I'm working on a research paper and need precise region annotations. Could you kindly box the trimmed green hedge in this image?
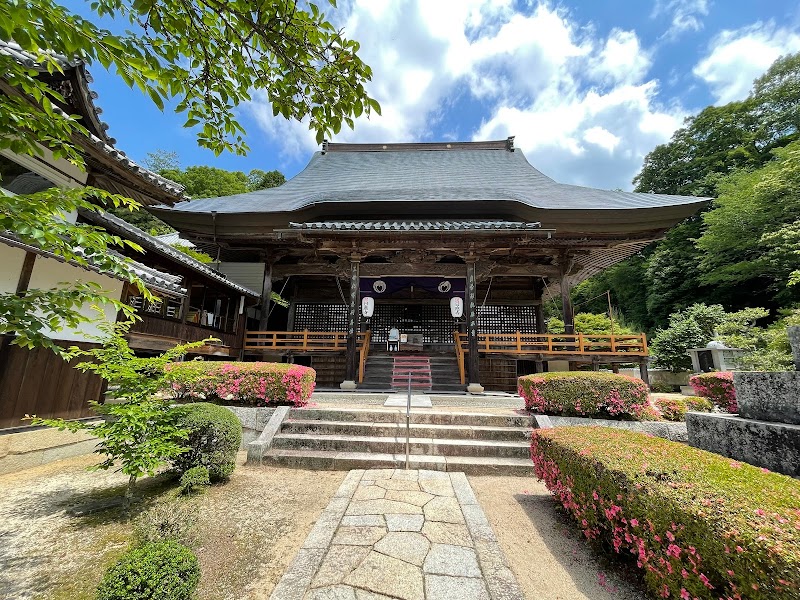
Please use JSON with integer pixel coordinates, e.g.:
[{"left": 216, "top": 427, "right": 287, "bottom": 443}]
[
  {"left": 96, "top": 540, "right": 200, "bottom": 600},
  {"left": 531, "top": 426, "right": 800, "bottom": 600},
  {"left": 172, "top": 402, "right": 242, "bottom": 481},
  {"left": 518, "top": 372, "right": 651, "bottom": 419},
  {"left": 164, "top": 361, "right": 315, "bottom": 407}
]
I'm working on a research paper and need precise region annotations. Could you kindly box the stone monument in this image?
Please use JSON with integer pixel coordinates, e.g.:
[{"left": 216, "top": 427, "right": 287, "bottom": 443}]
[{"left": 686, "top": 328, "right": 800, "bottom": 477}]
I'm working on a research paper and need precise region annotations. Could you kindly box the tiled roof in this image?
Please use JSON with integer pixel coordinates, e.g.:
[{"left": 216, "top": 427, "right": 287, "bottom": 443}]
[
  {"left": 290, "top": 220, "right": 544, "bottom": 231},
  {"left": 81, "top": 210, "right": 260, "bottom": 298},
  {"left": 159, "top": 140, "right": 709, "bottom": 215},
  {"left": 0, "top": 233, "right": 186, "bottom": 297},
  {"left": 0, "top": 40, "right": 186, "bottom": 201}
]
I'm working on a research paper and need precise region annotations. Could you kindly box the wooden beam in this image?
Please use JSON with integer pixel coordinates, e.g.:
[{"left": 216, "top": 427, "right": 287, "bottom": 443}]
[
  {"left": 258, "top": 259, "right": 272, "bottom": 330},
  {"left": 344, "top": 259, "right": 361, "bottom": 383},
  {"left": 16, "top": 251, "right": 36, "bottom": 294},
  {"left": 465, "top": 260, "right": 480, "bottom": 385},
  {"left": 272, "top": 261, "right": 560, "bottom": 278}
]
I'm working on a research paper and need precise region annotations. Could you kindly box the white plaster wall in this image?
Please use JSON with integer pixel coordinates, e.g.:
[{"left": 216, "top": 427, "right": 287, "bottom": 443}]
[
  {"left": 0, "top": 243, "right": 26, "bottom": 294},
  {"left": 27, "top": 256, "right": 124, "bottom": 342},
  {"left": 546, "top": 360, "right": 571, "bottom": 372}
]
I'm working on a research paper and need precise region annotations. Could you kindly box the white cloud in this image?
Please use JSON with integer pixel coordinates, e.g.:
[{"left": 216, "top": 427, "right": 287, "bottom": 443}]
[
  {"left": 652, "top": 0, "right": 710, "bottom": 39},
  {"left": 694, "top": 22, "right": 800, "bottom": 104},
  {"left": 245, "top": 0, "right": 686, "bottom": 190}
]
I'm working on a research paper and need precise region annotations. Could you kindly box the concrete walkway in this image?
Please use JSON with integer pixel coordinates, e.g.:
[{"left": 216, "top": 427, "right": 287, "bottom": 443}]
[{"left": 270, "top": 468, "right": 524, "bottom": 600}]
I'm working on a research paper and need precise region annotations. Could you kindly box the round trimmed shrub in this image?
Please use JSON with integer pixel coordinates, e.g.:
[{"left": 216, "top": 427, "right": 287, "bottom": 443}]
[
  {"left": 96, "top": 540, "right": 200, "bottom": 600},
  {"left": 684, "top": 395, "right": 714, "bottom": 412},
  {"left": 689, "top": 371, "right": 737, "bottom": 413},
  {"left": 652, "top": 396, "right": 687, "bottom": 421},
  {"left": 518, "top": 372, "right": 650, "bottom": 419},
  {"left": 172, "top": 402, "right": 242, "bottom": 481}
]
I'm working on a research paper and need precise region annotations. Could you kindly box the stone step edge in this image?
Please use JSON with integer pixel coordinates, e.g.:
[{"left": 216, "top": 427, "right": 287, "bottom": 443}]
[
  {"left": 272, "top": 432, "right": 530, "bottom": 448},
  {"left": 284, "top": 419, "right": 532, "bottom": 434},
  {"left": 261, "top": 448, "right": 535, "bottom": 473}
]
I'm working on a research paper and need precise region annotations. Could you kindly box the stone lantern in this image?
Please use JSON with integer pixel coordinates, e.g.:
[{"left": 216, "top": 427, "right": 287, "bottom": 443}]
[{"left": 687, "top": 340, "right": 747, "bottom": 373}]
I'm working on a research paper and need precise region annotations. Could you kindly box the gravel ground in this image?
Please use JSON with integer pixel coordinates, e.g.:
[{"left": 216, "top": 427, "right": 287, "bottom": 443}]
[
  {"left": 1, "top": 453, "right": 646, "bottom": 600},
  {"left": 470, "top": 476, "right": 647, "bottom": 600},
  {"left": 0, "top": 452, "right": 343, "bottom": 600}
]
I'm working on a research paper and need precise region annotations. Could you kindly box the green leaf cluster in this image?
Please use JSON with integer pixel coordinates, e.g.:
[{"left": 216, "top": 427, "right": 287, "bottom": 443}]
[
  {"left": 578, "top": 52, "right": 800, "bottom": 331},
  {"left": 28, "top": 319, "right": 215, "bottom": 498}
]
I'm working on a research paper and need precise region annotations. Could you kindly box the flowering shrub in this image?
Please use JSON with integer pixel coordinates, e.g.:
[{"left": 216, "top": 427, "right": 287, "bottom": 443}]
[
  {"left": 689, "top": 372, "right": 737, "bottom": 413},
  {"left": 652, "top": 396, "right": 687, "bottom": 421},
  {"left": 518, "top": 372, "right": 650, "bottom": 420},
  {"left": 684, "top": 396, "right": 714, "bottom": 412},
  {"left": 531, "top": 427, "right": 800, "bottom": 600},
  {"left": 164, "top": 361, "right": 315, "bottom": 407}
]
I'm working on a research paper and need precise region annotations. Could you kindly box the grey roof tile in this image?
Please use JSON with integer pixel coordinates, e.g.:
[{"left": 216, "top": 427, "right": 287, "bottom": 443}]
[
  {"left": 81, "top": 210, "right": 259, "bottom": 297},
  {"left": 161, "top": 145, "right": 708, "bottom": 215}
]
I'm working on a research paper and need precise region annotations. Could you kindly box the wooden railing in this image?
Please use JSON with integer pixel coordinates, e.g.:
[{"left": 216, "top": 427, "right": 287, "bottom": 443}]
[
  {"left": 454, "top": 331, "right": 466, "bottom": 386},
  {"left": 454, "top": 331, "right": 648, "bottom": 356},
  {"left": 244, "top": 330, "right": 371, "bottom": 383},
  {"left": 453, "top": 331, "right": 648, "bottom": 384},
  {"left": 358, "top": 330, "right": 372, "bottom": 384}
]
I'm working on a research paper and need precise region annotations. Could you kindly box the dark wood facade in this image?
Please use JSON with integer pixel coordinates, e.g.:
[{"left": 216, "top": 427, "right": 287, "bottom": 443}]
[{"left": 0, "top": 338, "right": 104, "bottom": 429}]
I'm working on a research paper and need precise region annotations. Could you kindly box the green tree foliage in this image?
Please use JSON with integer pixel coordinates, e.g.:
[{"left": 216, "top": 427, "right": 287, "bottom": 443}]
[
  {"left": 577, "top": 51, "right": 800, "bottom": 331},
  {"left": 0, "top": 188, "right": 151, "bottom": 352},
  {"left": 248, "top": 169, "right": 286, "bottom": 190},
  {"left": 160, "top": 166, "right": 250, "bottom": 199},
  {"left": 647, "top": 303, "right": 792, "bottom": 371},
  {"left": 1, "top": 0, "right": 376, "bottom": 351},
  {"left": 697, "top": 140, "right": 800, "bottom": 301},
  {"left": 547, "top": 312, "right": 635, "bottom": 335},
  {"left": 28, "top": 319, "right": 211, "bottom": 503}
]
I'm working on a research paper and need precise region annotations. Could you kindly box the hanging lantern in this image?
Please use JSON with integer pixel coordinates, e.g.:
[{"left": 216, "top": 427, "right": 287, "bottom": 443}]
[
  {"left": 450, "top": 296, "right": 464, "bottom": 318},
  {"left": 362, "top": 296, "right": 375, "bottom": 318}
]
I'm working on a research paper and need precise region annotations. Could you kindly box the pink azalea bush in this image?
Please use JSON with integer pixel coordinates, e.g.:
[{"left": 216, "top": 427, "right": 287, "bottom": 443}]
[
  {"left": 531, "top": 427, "right": 800, "bottom": 600},
  {"left": 653, "top": 396, "right": 688, "bottom": 422},
  {"left": 518, "top": 372, "right": 650, "bottom": 420},
  {"left": 164, "top": 361, "right": 315, "bottom": 407},
  {"left": 689, "top": 372, "right": 737, "bottom": 413}
]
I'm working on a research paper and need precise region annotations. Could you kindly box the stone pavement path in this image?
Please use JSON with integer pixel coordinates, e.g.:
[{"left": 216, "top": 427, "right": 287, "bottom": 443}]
[{"left": 269, "top": 468, "right": 524, "bottom": 600}]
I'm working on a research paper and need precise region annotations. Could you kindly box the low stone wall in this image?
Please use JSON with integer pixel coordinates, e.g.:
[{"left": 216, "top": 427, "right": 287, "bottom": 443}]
[
  {"left": 222, "top": 406, "right": 276, "bottom": 448},
  {"left": 534, "top": 415, "right": 688, "bottom": 442},
  {"left": 734, "top": 372, "right": 800, "bottom": 425},
  {"left": 687, "top": 412, "right": 800, "bottom": 477},
  {"left": 0, "top": 425, "right": 99, "bottom": 476}
]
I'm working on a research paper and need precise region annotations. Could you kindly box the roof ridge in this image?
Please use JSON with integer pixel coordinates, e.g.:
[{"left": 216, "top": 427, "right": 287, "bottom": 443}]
[{"left": 322, "top": 137, "right": 515, "bottom": 153}]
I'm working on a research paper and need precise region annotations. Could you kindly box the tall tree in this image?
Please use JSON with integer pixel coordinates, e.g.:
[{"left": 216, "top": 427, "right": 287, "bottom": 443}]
[
  {"left": 576, "top": 51, "right": 800, "bottom": 331},
  {"left": 0, "top": 0, "right": 377, "bottom": 351},
  {"left": 697, "top": 140, "right": 800, "bottom": 304}
]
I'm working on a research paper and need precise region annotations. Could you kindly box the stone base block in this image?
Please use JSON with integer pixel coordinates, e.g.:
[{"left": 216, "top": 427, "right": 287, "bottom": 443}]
[
  {"left": 734, "top": 371, "right": 800, "bottom": 425},
  {"left": 466, "top": 383, "right": 485, "bottom": 395},
  {"left": 687, "top": 412, "right": 800, "bottom": 477},
  {"left": 340, "top": 380, "right": 358, "bottom": 391}
]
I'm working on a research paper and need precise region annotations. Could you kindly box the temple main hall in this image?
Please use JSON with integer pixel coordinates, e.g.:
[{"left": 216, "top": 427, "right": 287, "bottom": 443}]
[{"left": 153, "top": 137, "right": 707, "bottom": 392}]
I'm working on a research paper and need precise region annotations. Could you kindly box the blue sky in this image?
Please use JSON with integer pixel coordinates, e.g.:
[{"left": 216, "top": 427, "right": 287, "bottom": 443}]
[{"left": 80, "top": 0, "right": 800, "bottom": 191}]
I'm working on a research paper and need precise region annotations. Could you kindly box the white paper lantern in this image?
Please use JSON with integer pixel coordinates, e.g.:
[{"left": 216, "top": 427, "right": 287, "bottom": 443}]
[
  {"left": 450, "top": 296, "right": 464, "bottom": 318},
  {"left": 362, "top": 296, "right": 375, "bottom": 318}
]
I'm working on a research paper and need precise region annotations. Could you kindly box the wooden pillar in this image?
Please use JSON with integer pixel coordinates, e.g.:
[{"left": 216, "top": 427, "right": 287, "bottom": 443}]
[
  {"left": 533, "top": 279, "right": 545, "bottom": 334},
  {"left": 639, "top": 360, "right": 650, "bottom": 386},
  {"left": 559, "top": 253, "right": 574, "bottom": 334},
  {"left": 465, "top": 260, "right": 481, "bottom": 390},
  {"left": 591, "top": 359, "right": 600, "bottom": 371},
  {"left": 611, "top": 363, "right": 620, "bottom": 374},
  {"left": 343, "top": 257, "right": 361, "bottom": 386},
  {"left": 258, "top": 259, "right": 272, "bottom": 331}
]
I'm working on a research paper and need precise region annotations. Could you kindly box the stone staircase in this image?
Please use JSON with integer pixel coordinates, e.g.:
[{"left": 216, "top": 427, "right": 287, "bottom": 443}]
[
  {"left": 361, "top": 352, "right": 465, "bottom": 393},
  {"left": 259, "top": 407, "right": 536, "bottom": 475},
  {"left": 391, "top": 355, "right": 432, "bottom": 391}
]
